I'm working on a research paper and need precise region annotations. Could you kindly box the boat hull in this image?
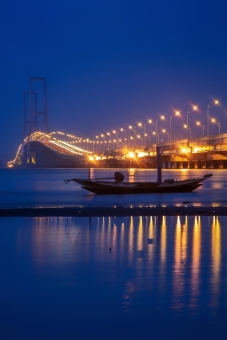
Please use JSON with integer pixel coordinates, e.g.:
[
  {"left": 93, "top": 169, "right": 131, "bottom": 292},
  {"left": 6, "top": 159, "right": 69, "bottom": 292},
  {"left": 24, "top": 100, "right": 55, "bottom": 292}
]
[
  {"left": 65, "top": 174, "right": 212, "bottom": 195},
  {"left": 73, "top": 177, "right": 211, "bottom": 194},
  {"left": 81, "top": 183, "right": 202, "bottom": 194}
]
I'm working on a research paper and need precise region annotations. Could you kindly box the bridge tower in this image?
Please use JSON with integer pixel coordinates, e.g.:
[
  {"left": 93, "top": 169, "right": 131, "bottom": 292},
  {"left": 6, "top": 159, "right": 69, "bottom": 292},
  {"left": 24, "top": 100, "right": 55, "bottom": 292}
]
[
  {"left": 22, "top": 77, "right": 50, "bottom": 165},
  {"left": 23, "top": 77, "right": 49, "bottom": 139},
  {"left": 29, "top": 77, "right": 49, "bottom": 135},
  {"left": 23, "top": 90, "right": 37, "bottom": 139}
]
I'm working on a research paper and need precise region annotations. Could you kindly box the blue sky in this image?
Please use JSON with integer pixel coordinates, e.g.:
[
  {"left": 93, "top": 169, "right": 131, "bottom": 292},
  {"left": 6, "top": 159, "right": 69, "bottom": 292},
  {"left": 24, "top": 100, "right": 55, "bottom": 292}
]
[{"left": 1, "top": 0, "right": 227, "bottom": 162}]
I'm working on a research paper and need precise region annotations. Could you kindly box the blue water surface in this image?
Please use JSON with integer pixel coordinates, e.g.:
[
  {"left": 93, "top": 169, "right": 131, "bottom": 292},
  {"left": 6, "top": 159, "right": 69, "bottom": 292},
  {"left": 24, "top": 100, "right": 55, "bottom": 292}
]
[
  {"left": 0, "top": 168, "right": 226, "bottom": 208},
  {"left": 1, "top": 215, "right": 227, "bottom": 339}
]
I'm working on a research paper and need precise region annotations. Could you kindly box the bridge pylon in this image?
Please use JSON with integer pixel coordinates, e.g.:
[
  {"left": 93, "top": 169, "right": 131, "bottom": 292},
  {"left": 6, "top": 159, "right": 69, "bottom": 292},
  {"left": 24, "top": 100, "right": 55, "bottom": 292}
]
[{"left": 23, "top": 77, "right": 49, "bottom": 139}]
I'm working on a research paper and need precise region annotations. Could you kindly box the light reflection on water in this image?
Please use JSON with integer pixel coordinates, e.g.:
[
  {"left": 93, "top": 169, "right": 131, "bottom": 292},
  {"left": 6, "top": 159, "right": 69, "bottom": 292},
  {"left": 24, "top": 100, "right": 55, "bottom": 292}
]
[{"left": 1, "top": 215, "right": 227, "bottom": 339}]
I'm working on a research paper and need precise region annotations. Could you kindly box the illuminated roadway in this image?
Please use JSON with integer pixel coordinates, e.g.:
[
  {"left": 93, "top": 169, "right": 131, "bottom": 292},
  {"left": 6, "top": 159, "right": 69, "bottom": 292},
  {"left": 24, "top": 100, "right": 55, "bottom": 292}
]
[{"left": 7, "top": 130, "right": 227, "bottom": 169}]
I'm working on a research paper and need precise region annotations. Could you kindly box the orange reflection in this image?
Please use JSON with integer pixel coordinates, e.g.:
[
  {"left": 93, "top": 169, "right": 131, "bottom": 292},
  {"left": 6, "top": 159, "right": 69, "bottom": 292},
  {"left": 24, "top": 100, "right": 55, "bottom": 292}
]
[
  {"left": 172, "top": 216, "right": 188, "bottom": 309},
  {"left": 190, "top": 216, "right": 201, "bottom": 308},
  {"left": 210, "top": 216, "right": 221, "bottom": 307},
  {"left": 160, "top": 216, "right": 167, "bottom": 264},
  {"left": 137, "top": 216, "right": 143, "bottom": 251}
]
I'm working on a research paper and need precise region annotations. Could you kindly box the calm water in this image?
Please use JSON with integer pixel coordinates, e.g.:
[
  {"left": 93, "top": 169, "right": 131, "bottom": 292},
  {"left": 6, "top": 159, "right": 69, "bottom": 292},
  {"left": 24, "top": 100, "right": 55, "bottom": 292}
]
[
  {"left": 1, "top": 168, "right": 227, "bottom": 339},
  {"left": 0, "top": 168, "right": 226, "bottom": 208},
  {"left": 1, "top": 215, "right": 227, "bottom": 339}
]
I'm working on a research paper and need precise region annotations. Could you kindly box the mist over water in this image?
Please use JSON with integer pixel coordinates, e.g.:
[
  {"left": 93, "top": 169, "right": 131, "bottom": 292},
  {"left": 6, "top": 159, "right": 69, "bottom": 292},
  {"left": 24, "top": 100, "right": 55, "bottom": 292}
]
[
  {"left": 1, "top": 215, "right": 227, "bottom": 339},
  {"left": 0, "top": 168, "right": 226, "bottom": 208}
]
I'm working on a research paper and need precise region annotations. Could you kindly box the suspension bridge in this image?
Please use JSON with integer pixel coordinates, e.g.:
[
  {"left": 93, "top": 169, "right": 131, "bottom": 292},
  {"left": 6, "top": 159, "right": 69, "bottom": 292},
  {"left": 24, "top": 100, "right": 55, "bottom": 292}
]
[{"left": 7, "top": 77, "right": 227, "bottom": 169}]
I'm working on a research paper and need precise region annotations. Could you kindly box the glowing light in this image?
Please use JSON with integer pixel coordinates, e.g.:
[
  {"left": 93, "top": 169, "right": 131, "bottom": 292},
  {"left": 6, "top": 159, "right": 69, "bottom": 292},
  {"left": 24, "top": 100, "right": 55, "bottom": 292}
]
[
  {"left": 214, "top": 100, "right": 219, "bottom": 105},
  {"left": 137, "top": 152, "right": 145, "bottom": 157},
  {"left": 128, "top": 151, "right": 135, "bottom": 158},
  {"left": 175, "top": 111, "right": 180, "bottom": 116},
  {"left": 192, "top": 105, "right": 198, "bottom": 111}
]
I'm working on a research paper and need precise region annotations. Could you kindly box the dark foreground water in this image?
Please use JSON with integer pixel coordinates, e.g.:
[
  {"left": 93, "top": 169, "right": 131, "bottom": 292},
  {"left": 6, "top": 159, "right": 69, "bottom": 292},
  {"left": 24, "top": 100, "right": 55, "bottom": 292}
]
[{"left": 1, "top": 215, "right": 227, "bottom": 339}]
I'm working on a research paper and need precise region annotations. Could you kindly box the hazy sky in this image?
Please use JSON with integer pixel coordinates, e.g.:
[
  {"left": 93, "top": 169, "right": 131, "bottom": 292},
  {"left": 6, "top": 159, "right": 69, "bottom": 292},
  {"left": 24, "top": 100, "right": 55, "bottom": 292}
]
[{"left": 1, "top": 0, "right": 227, "bottom": 162}]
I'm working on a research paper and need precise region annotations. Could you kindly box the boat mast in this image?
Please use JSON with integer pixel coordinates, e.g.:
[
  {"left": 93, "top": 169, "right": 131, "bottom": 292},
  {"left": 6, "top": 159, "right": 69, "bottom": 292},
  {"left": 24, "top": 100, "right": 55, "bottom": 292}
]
[
  {"left": 88, "top": 162, "right": 91, "bottom": 179},
  {"left": 156, "top": 146, "right": 162, "bottom": 182}
]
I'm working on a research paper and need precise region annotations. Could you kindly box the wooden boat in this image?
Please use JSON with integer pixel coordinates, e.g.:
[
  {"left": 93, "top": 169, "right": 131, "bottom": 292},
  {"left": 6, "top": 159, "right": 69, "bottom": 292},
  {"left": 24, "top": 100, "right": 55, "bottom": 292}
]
[{"left": 65, "top": 171, "right": 213, "bottom": 194}]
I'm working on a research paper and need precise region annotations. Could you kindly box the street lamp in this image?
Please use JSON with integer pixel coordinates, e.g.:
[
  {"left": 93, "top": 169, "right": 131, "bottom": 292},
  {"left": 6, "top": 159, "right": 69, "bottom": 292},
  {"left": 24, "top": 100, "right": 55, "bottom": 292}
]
[
  {"left": 95, "top": 135, "right": 100, "bottom": 152},
  {"left": 183, "top": 124, "right": 191, "bottom": 138},
  {"left": 120, "top": 128, "right": 126, "bottom": 147},
  {"left": 186, "top": 105, "right": 198, "bottom": 139},
  {"left": 155, "top": 115, "right": 165, "bottom": 144},
  {"left": 130, "top": 136, "right": 134, "bottom": 148},
  {"left": 211, "top": 118, "right": 220, "bottom": 134},
  {"left": 196, "top": 121, "right": 204, "bottom": 135},
  {"left": 100, "top": 134, "right": 105, "bottom": 151},
  {"left": 207, "top": 100, "right": 219, "bottom": 139},
  {"left": 112, "top": 130, "right": 118, "bottom": 148},
  {"left": 170, "top": 110, "right": 181, "bottom": 143},
  {"left": 147, "top": 119, "right": 153, "bottom": 145},
  {"left": 162, "top": 129, "right": 169, "bottom": 142},
  {"left": 138, "top": 122, "right": 146, "bottom": 145},
  {"left": 137, "top": 134, "right": 142, "bottom": 147}
]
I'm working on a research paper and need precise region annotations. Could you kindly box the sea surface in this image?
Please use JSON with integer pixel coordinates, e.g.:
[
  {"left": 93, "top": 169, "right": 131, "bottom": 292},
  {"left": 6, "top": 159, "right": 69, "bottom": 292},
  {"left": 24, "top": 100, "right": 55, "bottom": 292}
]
[
  {"left": 0, "top": 168, "right": 226, "bottom": 208},
  {"left": 1, "top": 168, "right": 227, "bottom": 339},
  {"left": 1, "top": 215, "right": 227, "bottom": 339}
]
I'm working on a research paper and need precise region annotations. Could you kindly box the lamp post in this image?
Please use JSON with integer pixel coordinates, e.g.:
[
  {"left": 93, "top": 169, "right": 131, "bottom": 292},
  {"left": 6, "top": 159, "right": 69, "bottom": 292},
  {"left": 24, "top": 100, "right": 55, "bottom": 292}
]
[
  {"left": 170, "top": 110, "right": 181, "bottom": 143},
  {"left": 207, "top": 104, "right": 211, "bottom": 140},
  {"left": 207, "top": 100, "right": 220, "bottom": 139},
  {"left": 130, "top": 136, "right": 133, "bottom": 148},
  {"left": 184, "top": 106, "right": 198, "bottom": 139},
  {"left": 211, "top": 118, "right": 220, "bottom": 134},
  {"left": 106, "top": 132, "right": 110, "bottom": 149},
  {"left": 100, "top": 134, "right": 105, "bottom": 151},
  {"left": 170, "top": 116, "right": 172, "bottom": 143},
  {"left": 138, "top": 122, "right": 146, "bottom": 145},
  {"left": 183, "top": 124, "right": 191, "bottom": 138},
  {"left": 148, "top": 119, "right": 152, "bottom": 145},
  {"left": 155, "top": 116, "right": 165, "bottom": 144},
  {"left": 129, "top": 125, "right": 136, "bottom": 147},
  {"left": 156, "top": 119, "right": 159, "bottom": 144},
  {"left": 162, "top": 129, "right": 169, "bottom": 142},
  {"left": 112, "top": 130, "right": 118, "bottom": 148},
  {"left": 120, "top": 128, "right": 126, "bottom": 147},
  {"left": 137, "top": 134, "right": 142, "bottom": 147},
  {"left": 144, "top": 133, "right": 149, "bottom": 144},
  {"left": 196, "top": 121, "right": 204, "bottom": 135},
  {"left": 95, "top": 135, "right": 100, "bottom": 152}
]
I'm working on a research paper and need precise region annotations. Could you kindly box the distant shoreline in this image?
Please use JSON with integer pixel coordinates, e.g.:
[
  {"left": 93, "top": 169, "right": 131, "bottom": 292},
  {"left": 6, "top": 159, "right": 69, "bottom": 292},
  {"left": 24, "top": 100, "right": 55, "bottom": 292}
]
[{"left": 0, "top": 206, "right": 227, "bottom": 217}]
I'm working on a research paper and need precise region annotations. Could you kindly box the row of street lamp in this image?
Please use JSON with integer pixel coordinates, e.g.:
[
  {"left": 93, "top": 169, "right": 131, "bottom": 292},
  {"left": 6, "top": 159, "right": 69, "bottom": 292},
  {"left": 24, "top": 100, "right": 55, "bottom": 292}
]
[{"left": 90, "top": 100, "right": 221, "bottom": 150}]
